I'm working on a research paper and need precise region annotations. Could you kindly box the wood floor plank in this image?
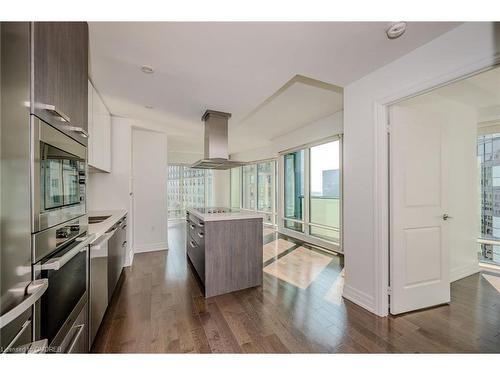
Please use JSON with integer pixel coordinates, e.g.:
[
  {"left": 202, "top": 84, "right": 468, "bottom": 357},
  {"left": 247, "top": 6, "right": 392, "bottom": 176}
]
[{"left": 91, "top": 222, "right": 500, "bottom": 354}]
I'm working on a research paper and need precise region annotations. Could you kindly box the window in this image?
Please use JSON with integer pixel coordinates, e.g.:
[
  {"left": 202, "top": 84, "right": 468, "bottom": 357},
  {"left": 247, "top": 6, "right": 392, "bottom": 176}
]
[
  {"left": 230, "top": 167, "right": 241, "bottom": 209},
  {"left": 309, "top": 140, "right": 341, "bottom": 243},
  {"left": 283, "top": 150, "right": 304, "bottom": 232},
  {"left": 478, "top": 133, "right": 500, "bottom": 265},
  {"left": 167, "top": 165, "right": 213, "bottom": 219},
  {"left": 231, "top": 160, "right": 277, "bottom": 225},
  {"left": 242, "top": 164, "right": 257, "bottom": 210},
  {"left": 257, "top": 161, "right": 274, "bottom": 212},
  {"left": 280, "top": 137, "right": 342, "bottom": 249}
]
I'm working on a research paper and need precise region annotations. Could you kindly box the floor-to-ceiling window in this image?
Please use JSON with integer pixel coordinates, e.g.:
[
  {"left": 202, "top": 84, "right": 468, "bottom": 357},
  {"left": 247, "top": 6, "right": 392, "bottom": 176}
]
[
  {"left": 230, "top": 166, "right": 241, "bottom": 209},
  {"left": 167, "top": 164, "right": 213, "bottom": 220},
  {"left": 231, "top": 159, "right": 277, "bottom": 225},
  {"left": 477, "top": 133, "right": 500, "bottom": 265},
  {"left": 281, "top": 137, "right": 342, "bottom": 250},
  {"left": 309, "top": 141, "right": 341, "bottom": 243},
  {"left": 283, "top": 150, "right": 304, "bottom": 232},
  {"left": 242, "top": 164, "right": 257, "bottom": 210}
]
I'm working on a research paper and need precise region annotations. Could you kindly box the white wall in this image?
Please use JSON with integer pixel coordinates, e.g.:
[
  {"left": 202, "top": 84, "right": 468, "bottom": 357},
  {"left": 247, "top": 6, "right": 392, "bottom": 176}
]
[
  {"left": 230, "top": 111, "right": 343, "bottom": 162},
  {"left": 395, "top": 94, "right": 479, "bottom": 283},
  {"left": 343, "top": 22, "right": 500, "bottom": 315},
  {"left": 88, "top": 116, "right": 168, "bottom": 265},
  {"left": 132, "top": 128, "right": 168, "bottom": 253}
]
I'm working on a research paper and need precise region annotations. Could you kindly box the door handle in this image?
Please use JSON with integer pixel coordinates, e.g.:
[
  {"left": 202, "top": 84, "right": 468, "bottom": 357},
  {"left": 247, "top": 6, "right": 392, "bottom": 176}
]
[
  {"left": 0, "top": 279, "right": 48, "bottom": 329},
  {"left": 442, "top": 213, "right": 453, "bottom": 221}
]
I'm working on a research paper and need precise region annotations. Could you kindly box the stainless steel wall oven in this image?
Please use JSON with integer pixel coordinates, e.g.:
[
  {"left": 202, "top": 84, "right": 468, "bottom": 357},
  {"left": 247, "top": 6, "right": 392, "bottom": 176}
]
[
  {"left": 32, "top": 115, "right": 87, "bottom": 233},
  {"left": 33, "top": 217, "right": 94, "bottom": 353}
]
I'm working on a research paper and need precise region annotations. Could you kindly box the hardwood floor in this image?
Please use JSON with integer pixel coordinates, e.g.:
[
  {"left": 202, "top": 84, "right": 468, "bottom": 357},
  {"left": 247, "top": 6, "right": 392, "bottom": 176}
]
[{"left": 92, "top": 222, "right": 500, "bottom": 353}]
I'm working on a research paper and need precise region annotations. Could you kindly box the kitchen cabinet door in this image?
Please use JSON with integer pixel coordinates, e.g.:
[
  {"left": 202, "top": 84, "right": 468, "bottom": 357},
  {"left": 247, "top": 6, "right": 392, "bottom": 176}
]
[
  {"left": 32, "top": 22, "right": 89, "bottom": 145},
  {"left": 88, "top": 80, "right": 94, "bottom": 165},
  {"left": 89, "top": 82, "right": 111, "bottom": 172}
]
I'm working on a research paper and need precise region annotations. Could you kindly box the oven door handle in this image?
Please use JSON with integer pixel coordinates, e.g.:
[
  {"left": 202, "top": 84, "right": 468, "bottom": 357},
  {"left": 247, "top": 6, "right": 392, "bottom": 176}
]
[
  {"left": 0, "top": 279, "right": 48, "bottom": 329},
  {"left": 41, "top": 234, "right": 95, "bottom": 271}
]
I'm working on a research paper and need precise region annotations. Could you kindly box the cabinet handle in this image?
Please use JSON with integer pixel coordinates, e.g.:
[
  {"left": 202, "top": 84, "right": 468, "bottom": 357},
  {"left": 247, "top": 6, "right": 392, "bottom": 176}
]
[
  {"left": 198, "top": 222, "right": 204, "bottom": 228},
  {"left": 189, "top": 240, "right": 196, "bottom": 248},
  {"left": 190, "top": 224, "right": 195, "bottom": 230},
  {"left": 39, "top": 103, "right": 71, "bottom": 123},
  {"left": 122, "top": 241, "right": 127, "bottom": 248},
  {"left": 197, "top": 232, "right": 204, "bottom": 238},
  {"left": 64, "top": 126, "right": 89, "bottom": 138},
  {"left": 0, "top": 279, "right": 48, "bottom": 329}
]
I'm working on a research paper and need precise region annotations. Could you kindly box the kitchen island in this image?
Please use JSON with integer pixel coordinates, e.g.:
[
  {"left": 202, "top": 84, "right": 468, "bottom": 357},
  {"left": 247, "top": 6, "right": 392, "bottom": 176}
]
[{"left": 186, "top": 208, "right": 263, "bottom": 297}]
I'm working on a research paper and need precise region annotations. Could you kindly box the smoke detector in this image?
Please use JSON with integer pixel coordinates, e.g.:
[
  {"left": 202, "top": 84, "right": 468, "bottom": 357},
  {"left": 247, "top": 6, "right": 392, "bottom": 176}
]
[
  {"left": 386, "top": 22, "right": 407, "bottom": 39},
  {"left": 140, "top": 65, "right": 154, "bottom": 74}
]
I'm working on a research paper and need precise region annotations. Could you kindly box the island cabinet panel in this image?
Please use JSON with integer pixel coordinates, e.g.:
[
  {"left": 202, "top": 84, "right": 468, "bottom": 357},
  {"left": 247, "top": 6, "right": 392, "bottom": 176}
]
[
  {"left": 204, "top": 218, "right": 263, "bottom": 298},
  {"left": 32, "top": 22, "right": 89, "bottom": 145}
]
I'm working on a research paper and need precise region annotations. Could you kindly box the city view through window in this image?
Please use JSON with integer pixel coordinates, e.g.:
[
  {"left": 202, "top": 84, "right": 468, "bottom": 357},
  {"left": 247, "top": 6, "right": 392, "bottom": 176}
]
[{"left": 478, "top": 133, "right": 500, "bottom": 265}]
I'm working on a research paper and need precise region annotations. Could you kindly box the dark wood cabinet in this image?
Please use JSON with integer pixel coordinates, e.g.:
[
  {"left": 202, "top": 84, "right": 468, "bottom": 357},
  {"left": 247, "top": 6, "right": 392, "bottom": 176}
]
[{"left": 32, "top": 22, "right": 88, "bottom": 145}]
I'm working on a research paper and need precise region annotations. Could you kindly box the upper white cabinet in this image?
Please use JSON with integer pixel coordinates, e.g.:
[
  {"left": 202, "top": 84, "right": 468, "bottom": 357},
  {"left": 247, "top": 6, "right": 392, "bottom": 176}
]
[{"left": 88, "top": 80, "right": 111, "bottom": 172}]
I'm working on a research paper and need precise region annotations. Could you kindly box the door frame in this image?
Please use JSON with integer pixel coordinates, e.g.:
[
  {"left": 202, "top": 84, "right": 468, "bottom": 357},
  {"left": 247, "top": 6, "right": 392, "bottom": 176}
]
[{"left": 373, "top": 58, "right": 500, "bottom": 317}]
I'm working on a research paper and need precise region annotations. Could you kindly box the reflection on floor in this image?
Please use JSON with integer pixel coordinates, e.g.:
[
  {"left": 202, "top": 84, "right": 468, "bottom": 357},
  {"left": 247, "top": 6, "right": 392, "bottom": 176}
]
[{"left": 92, "top": 222, "right": 500, "bottom": 353}]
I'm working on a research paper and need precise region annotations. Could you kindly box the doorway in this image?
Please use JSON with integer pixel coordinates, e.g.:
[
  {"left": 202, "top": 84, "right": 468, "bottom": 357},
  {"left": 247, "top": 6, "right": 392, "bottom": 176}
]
[{"left": 388, "top": 65, "right": 500, "bottom": 314}]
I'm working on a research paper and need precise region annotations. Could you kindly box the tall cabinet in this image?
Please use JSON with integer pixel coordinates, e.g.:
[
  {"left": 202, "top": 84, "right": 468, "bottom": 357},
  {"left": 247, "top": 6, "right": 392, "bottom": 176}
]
[
  {"left": 88, "top": 80, "right": 111, "bottom": 172},
  {"left": 32, "top": 22, "right": 89, "bottom": 145}
]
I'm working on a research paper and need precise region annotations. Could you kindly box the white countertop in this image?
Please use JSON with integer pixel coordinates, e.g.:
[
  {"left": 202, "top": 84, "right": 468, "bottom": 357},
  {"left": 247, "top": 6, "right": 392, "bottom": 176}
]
[
  {"left": 187, "top": 208, "right": 264, "bottom": 222},
  {"left": 88, "top": 209, "right": 127, "bottom": 241}
]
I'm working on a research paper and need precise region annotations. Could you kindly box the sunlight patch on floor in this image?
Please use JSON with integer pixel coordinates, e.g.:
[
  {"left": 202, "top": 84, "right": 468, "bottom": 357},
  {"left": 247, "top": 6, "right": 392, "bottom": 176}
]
[
  {"left": 262, "top": 238, "right": 296, "bottom": 263},
  {"left": 482, "top": 273, "right": 500, "bottom": 293},
  {"left": 323, "top": 268, "right": 345, "bottom": 305},
  {"left": 264, "top": 246, "right": 332, "bottom": 289}
]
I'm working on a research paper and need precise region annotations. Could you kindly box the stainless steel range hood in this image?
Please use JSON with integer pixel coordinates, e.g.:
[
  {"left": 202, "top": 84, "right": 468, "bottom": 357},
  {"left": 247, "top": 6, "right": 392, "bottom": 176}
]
[{"left": 191, "top": 110, "right": 246, "bottom": 170}]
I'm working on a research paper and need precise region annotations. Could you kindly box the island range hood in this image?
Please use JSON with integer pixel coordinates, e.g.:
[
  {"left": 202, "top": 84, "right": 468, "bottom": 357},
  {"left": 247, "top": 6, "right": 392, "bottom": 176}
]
[{"left": 191, "top": 110, "right": 246, "bottom": 170}]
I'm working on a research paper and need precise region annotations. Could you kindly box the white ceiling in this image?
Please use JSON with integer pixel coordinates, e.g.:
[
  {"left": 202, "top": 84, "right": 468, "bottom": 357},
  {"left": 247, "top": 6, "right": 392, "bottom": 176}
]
[
  {"left": 433, "top": 66, "right": 500, "bottom": 110},
  {"left": 89, "top": 22, "right": 461, "bottom": 154}
]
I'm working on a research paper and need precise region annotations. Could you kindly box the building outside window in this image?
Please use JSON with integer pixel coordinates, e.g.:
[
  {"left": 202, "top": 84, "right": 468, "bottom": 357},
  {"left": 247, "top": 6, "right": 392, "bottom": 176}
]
[
  {"left": 477, "top": 133, "right": 500, "bottom": 265},
  {"left": 231, "top": 159, "right": 277, "bottom": 225},
  {"left": 167, "top": 165, "right": 213, "bottom": 220}
]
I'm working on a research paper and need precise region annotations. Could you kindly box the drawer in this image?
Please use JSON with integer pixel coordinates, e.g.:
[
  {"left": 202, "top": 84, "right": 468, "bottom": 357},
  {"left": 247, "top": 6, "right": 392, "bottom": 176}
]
[
  {"left": 187, "top": 213, "right": 205, "bottom": 229},
  {"left": 187, "top": 235, "right": 205, "bottom": 282}
]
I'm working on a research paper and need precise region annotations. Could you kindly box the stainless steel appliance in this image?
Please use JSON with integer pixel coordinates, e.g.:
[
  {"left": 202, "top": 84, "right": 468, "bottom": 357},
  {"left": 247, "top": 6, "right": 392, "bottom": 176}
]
[
  {"left": 108, "top": 217, "right": 127, "bottom": 301},
  {"left": 33, "top": 222, "right": 94, "bottom": 353},
  {"left": 191, "top": 110, "right": 246, "bottom": 170},
  {"left": 32, "top": 115, "right": 87, "bottom": 233},
  {"left": 89, "top": 234, "right": 109, "bottom": 346},
  {"left": 1, "top": 22, "right": 49, "bottom": 353},
  {"left": 89, "top": 214, "right": 127, "bottom": 348}
]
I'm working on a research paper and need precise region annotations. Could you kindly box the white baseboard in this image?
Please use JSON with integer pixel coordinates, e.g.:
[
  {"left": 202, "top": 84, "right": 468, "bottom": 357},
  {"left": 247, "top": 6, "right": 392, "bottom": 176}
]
[
  {"left": 450, "top": 262, "right": 480, "bottom": 282},
  {"left": 124, "top": 248, "right": 134, "bottom": 267},
  {"left": 342, "top": 284, "right": 376, "bottom": 314},
  {"left": 133, "top": 241, "right": 168, "bottom": 254}
]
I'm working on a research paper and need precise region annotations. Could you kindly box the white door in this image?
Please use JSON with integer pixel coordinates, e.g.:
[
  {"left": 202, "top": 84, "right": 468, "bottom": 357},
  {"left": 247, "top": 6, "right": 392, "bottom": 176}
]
[{"left": 390, "top": 104, "right": 450, "bottom": 314}]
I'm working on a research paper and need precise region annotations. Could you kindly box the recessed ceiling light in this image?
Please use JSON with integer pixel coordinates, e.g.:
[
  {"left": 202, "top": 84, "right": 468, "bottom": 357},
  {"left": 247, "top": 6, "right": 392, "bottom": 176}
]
[
  {"left": 140, "top": 65, "right": 154, "bottom": 74},
  {"left": 145, "top": 105, "right": 154, "bottom": 109},
  {"left": 386, "top": 22, "right": 407, "bottom": 39}
]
